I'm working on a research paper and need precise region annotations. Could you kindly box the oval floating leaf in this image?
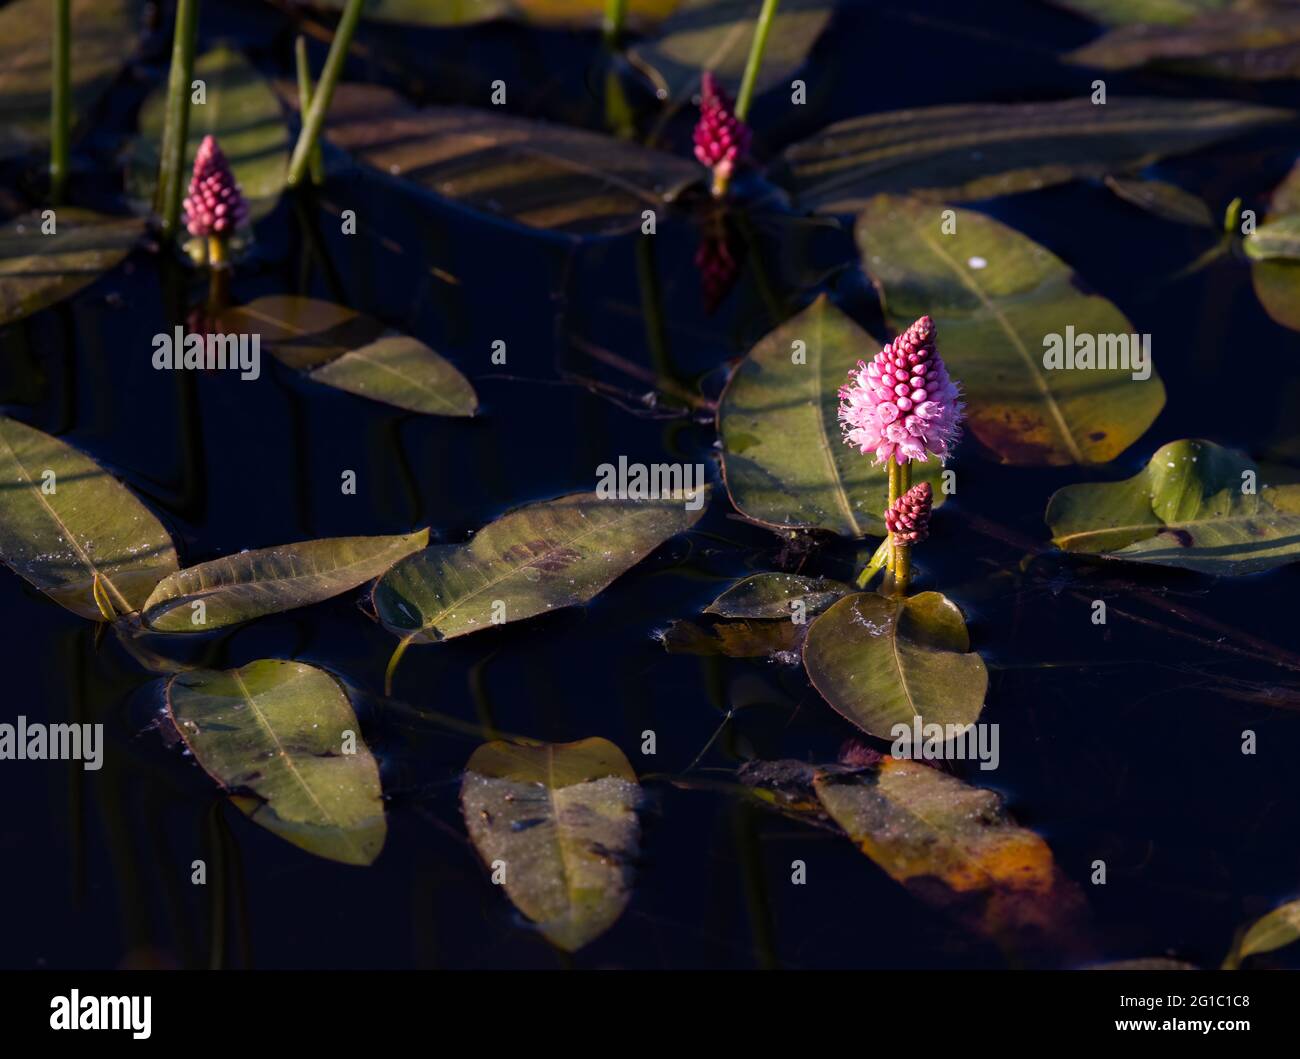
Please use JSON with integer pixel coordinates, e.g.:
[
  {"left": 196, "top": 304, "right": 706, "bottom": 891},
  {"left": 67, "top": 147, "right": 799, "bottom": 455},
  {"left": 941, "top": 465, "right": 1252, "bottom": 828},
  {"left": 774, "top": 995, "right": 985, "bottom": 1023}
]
[
  {"left": 813, "top": 758, "right": 1089, "bottom": 954},
  {"left": 0, "top": 0, "right": 137, "bottom": 160},
  {"left": 1046, "top": 438, "right": 1300, "bottom": 574},
  {"left": 774, "top": 98, "right": 1288, "bottom": 212},
  {"left": 857, "top": 195, "right": 1166, "bottom": 466},
  {"left": 308, "top": 83, "right": 699, "bottom": 238},
  {"left": 705, "top": 572, "right": 851, "bottom": 619},
  {"left": 1245, "top": 214, "right": 1300, "bottom": 261},
  {"left": 220, "top": 296, "right": 477, "bottom": 415},
  {"left": 131, "top": 46, "right": 289, "bottom": 224},
  {"left": 802, "top": 591, "right": 987, "bottom": 738},
  {"left": 143, "top": 530, "right": 429, "bottom": 633},
  {"left": 718, "top": 294, "right": 947, "bottom": 536},
  {"left": 628, "top": 0, "right": 831, "bottom": 113},
  {"left": 1045, "top": 0, "right": 1231, "bottom": 26},
  {"left": 0, "top": 209, "right": 143, "bottom": 326},
  {"left": 374, "top": 490, "right": 707, "bottom": 645},
  {"left": 1066, "top": 10, "right": 1300, "bottom": 80},
  {"left": 461, "top": 737, "right": 641, "bottom": 952},
  {"left": 0, "top": 416, "right": 177, "bottom": 621},
  {"left": 1223, "top": 897, "right": 1300, "bottom": 969},
  {"left": 167, "top": 660, "right": 386, "bottom": 866}
]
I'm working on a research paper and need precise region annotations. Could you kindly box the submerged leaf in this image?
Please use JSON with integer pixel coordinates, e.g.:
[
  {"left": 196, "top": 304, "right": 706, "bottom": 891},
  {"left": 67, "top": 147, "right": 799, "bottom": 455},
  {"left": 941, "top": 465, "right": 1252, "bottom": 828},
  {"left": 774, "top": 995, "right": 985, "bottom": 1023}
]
[
  {"left": 802, "top": 591, "right": 987, "bottom": 738},
  {"left": 131, "top": 46, "right": 289, "bottom": 224},
  {"left": 774, "top": 98, "right": 1288, "bottom": 212},
  {"left": 1046, "top": 438, "right": 1300, "bottom": 575},
  {"left": 307, "top": 83, "right": 699, "bottom": 238},
  {"left": 0, "top": 416, "right": 177, "bottom": 621},
  {"left": 0, "top": 0, "right": 137, "bottom": 160},
  {"left": 374, "top": 491, "right": 706, "bottom": 645},
  {"left": 220, "top": 296, "right": 477, "bottom": 415},
  {"left": 857, "top": 195, "right": 1165, "bottom": 466},
  {"left": 0, "top": 210, "right": 143, "bottom": 326},
  {"left": 143, "top": 530, "right": 429, "bottom": 633},
  {"left": 813, "top": 758, "right": 1090, "bottom": 955},
  {"left": 461, "top": 737, "right": 641, "bottom": 952},
  {"left": 704, "top": 572, "right": 851, "bottom": 619},
  {"left": 657, "top": 616, "right": 803, "bottom": 658},
  {"left": 1103, "top": 174, "right": 1215, "bottom": 228},
  {"left": 167, "top": 660, "right": 386, "bottom": 865},
  {"left": 718, "top": 295, "right": 946, "bottom": 536}
]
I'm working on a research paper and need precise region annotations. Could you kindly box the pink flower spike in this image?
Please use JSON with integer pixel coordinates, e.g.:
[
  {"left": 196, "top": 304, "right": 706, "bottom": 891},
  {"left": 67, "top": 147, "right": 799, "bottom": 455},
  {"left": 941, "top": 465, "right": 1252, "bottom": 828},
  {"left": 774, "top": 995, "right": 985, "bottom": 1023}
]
[
  {"left": 837, "top": 315, "right": 964, "bottom": 466},
  {"left": 183, "top": 135, "right": 249, "bottom": 240},
  {"left": 693, "top": 72, "right": 751, "bottom": 194},
  {"left": 885, "top": 481, "right": 933, "bottom": 545}
]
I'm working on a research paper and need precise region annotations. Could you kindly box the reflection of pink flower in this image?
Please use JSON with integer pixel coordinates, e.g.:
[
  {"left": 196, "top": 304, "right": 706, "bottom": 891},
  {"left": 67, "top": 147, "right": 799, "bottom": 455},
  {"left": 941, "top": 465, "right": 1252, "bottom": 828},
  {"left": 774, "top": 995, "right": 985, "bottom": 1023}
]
[
  {"left": 694, "top": 225, "right": 741, "bottom": 314},
  {"left": 838, "top": 315, "right": 963, "bottom": 465},
  {"left": 885, "top": 481, "right": 933, "bottom": 544},
  {"left": 184, "top": 136, "right": 248, "bottom": 238},
  {"left": 693, "top": 72, "right": 750, "bottom": 186}
]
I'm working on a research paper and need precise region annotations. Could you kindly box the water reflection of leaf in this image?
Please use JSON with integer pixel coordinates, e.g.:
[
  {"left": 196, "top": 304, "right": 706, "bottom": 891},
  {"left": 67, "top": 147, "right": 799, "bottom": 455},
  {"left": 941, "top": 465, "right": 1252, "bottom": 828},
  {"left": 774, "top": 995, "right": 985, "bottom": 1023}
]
[{"left": 461, "top": 737, "right": 641, "bottom": 952}]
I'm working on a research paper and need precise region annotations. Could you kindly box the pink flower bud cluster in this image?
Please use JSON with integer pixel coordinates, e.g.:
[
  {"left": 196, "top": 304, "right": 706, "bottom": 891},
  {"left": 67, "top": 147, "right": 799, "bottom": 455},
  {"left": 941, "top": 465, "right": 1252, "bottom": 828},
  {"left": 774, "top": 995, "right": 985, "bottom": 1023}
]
[
  {"left": 885, "top": 481, "right": 933, "bottom": 545},
  {"left": 693, "top": 72, "right": 750, "bottom": 183},
  {"left": 183, "top": 135, "right": 249, "bottom": 239}
]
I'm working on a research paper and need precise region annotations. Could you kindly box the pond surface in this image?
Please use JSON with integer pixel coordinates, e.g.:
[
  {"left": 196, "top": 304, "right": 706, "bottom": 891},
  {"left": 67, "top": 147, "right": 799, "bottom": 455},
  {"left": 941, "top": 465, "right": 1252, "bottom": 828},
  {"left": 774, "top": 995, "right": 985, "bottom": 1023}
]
[{"left": 3, "top": 0, "right": 1300, "bottom": 969}]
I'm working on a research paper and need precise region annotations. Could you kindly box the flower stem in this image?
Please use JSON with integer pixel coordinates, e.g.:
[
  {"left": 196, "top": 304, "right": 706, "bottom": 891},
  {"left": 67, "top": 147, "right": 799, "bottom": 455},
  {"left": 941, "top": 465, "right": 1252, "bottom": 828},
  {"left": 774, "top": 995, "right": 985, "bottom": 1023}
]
[
  {"left": 886, "top": 459, "right": 901, "bottom": 576},
  {"left": 49, "top": 0, "right": 71, "bottom": 204},
  {"left": 287, "top": 0, "right": 364, "bottom": 188},
  {"left": 735, "top": 0, "right": 780, "bottom": 122},
  {"left": 855, "top": 537, "right": 891, "bottom": 589},
  {"left": 892, "top": 461, "right": 913, "bottom": 596},
  {"left": 294, "top": 36, "right": 324, "bottom": 186},
  {"left": 603, "top": 0, "right": 628, "bottom": 46},
  {"left": 157, "top": 0, "right": 200, "bottom": 240}
]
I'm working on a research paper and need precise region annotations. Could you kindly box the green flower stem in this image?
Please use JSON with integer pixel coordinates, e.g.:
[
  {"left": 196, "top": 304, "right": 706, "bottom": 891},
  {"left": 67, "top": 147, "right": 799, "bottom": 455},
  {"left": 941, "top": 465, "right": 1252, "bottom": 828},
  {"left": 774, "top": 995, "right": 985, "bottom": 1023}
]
[
  {"left": 886, "top": 459, "right": 901, "bottom": 577},
  {"left": 50, "top": 0, "right": 71, "bottom": 203},
  {"left": 157, "top": 0, "right": 199, "bottom": 239},
  {"left": 735, "top": 0, "right": 780, "bottom": 122},
  {"left": 287, "top": 0, "right": 364, "bottom": 188},
  {"left": 603, "top": 0, "right": 628, "bottom": 46},
  {"left": 855, "top": 537, "right": 891, "bottom": 589},
  {"left": 294, "top": 36, "right": 324, "bottom": 185},
  {"left": 892, "top": 461, "right": 913, "bottom": 596}
]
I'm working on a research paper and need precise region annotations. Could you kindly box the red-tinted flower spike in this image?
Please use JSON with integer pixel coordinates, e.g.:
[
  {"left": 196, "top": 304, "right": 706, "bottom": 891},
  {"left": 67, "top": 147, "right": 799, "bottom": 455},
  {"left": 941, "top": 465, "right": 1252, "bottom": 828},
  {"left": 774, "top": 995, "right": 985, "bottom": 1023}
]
[
  {"left": 693, "top": 72, "right": 751, "bottom": 194},
  {"left": 885, "top": 481, "right": 933, "bottom": 545},
  {"left": 183, "top": 135, "right": 249, "bottom": 239}
]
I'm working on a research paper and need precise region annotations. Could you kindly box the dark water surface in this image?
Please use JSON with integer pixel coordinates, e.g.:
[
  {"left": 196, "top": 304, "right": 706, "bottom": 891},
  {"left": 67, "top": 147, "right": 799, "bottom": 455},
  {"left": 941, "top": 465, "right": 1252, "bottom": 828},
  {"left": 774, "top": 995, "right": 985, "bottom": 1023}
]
[{"left": 3, "top": 0, "right": 1300, "bottom": 969}]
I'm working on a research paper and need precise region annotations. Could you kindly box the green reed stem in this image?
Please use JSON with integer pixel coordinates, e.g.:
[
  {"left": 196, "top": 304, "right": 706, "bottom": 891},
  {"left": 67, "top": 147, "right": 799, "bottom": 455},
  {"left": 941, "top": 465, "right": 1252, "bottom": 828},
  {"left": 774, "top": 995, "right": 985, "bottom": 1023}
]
[
  {"left": 735, "top": 0, "right": 780, "bottom": 122},
  {"left": 603, "top": 0, "right": 628, "bottom": 46},
  {"left": 287, "top": 0, "right": 364, "bottom": 188},
  {"left": 50, "top": 0, "right": 71, "bottom": 203},
  {"left": 294, "top": 36, "right": 324, "bottom": 185},
  {"left": 157, "top": 0, "right": 199, "bottom": 239}
]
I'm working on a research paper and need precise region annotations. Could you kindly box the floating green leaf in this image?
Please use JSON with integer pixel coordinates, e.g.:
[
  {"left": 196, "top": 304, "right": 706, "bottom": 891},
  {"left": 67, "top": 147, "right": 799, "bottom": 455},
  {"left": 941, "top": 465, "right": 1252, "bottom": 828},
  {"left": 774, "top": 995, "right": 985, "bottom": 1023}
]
[
  {"left": 375, "top": 491, "right": 706, "bottom": 647},
  {"left": 0, "top": 210, "right": 143, "bottom": 326},
  {"left": 220, "top": 296, "right": 478, "bottom": 416},
  {"left": 0, "top": 416, "right": 177, "bottom": 621},
  {"left": 311, "top": 0, "right": 680, "bottom": 26},
  {"left": 307, "top": 84, "right": 699, "bottom": 238},
  {"left": 812, "top": 757, "right": 1089, "bottom": 954},
  {"left": 1066, "top": 9, "right": 1300, "bottom": 80},
  {"left": 131, "top": 46, "right": 289, "bottom": 224},
  {"left": 628, "top": 0, "right": 831, "bottom": 111},
  {"left": 1044, "top": 0, "right": 1231, "bottom": 26},
  {"left": 857, "top": 195, "right": 1166, "bottom": 466},
  {"left": 1103, "top": 174, "right": 1215, "bottom": 228},
  {"left": 461, "top": 737, "right": 641, "bottom": 952},
  {"left": 802, "top": 591, "right": 987, "bottom": 738},
  {"left": 167, "top": 660, "right": 386, "bottom": 865},
  {"left": 143, "top": 530, "right": 429, "bottom": 633},
  {"left": 718, "top": 295, "right": 946, "bottom": 536},
  {"left": 705, "top": 572, "right": 851, "bottom": 619},
  {"left": 1223, "top": 897, "right": 1300, "bottom": 969},
  {"left": 0, "top": 0, "right": 137, "bottom": 160},
  {"left": 1249, "top": 162, "right": 1300, "bottom": 330},
  {"left": 1046, "top": 438, "right": 1300, "bottom": 575},
  {"left": 1245, "top": 214, "right": 1300, "bottom": 260},
  {"left": 774, "top": 98, "right": 1288, "bottom": 213}
]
